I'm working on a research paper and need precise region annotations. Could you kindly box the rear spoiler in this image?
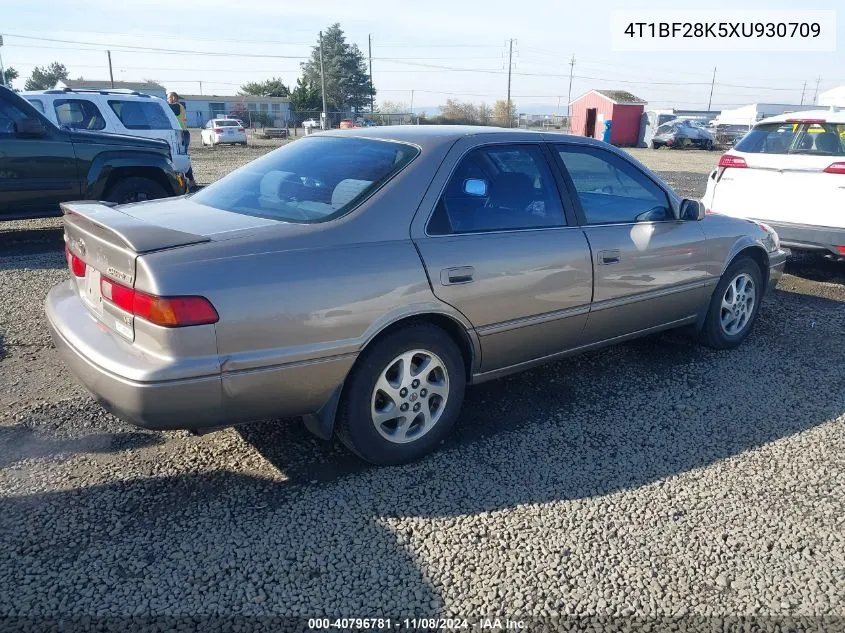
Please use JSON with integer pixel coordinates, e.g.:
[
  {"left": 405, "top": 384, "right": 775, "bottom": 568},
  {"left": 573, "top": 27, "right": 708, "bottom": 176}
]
[{"left": 60, "top": 201, "right": 210, "bottom": 254}]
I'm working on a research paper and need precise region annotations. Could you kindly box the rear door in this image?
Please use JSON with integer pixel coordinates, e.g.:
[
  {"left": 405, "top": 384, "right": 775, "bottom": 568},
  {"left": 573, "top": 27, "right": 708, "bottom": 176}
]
[
  {"left": 554, "top": 143, "right": 710, "bottom": 343},
  {"left": 412, "top": 138, "right": 593, "bottom": 374},
  {"left": 0, "top": 93, "right": 79, "bottom": 218},
  {"left": 711, "top": 120, "right": 845, "bottom": 228}
]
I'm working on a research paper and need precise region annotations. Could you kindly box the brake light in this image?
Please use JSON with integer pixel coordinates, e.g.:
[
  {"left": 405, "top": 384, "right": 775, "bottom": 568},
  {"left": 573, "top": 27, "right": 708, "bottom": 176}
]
[
  {"left": 785, "top": 118, "right": 825, "bottom": 124},
  {"left": 823, "top": 162, "right": 845, "bottom": 174},
  {"left": 718, "top": 154, "right": 747, "bottom": 169},
  {"left": 837, "top": 246, "right": 845, "bottom": 255},
  {"left": 65, "top": 244, "right": 86, "bottom": 277},
  {"left": 100, "top": 277, "right": 218, "bottom": 327},
  {"left": 238, "top": 127, "right": 245, "bottom": 133},
  {"left": 213, "top": 128, "right": 223, "bottom": 134}
]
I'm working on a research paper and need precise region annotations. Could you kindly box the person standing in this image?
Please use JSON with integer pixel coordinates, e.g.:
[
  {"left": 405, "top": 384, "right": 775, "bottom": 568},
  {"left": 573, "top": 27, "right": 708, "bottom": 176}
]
[{"left": 167, "top": 91, "right": 194, "bottom": 187}]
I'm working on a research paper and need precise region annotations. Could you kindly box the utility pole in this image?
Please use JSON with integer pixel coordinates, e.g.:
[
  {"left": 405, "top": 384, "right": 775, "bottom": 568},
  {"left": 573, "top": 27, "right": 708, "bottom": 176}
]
[
  {"left": 707, "top": 66, "right": 716, "bottom": 110},
  {"left": 410, "top": 89, "right": 414, "bottom": 124},
  {"left": 506, "top": 39, "right": 513, "bottom": 127},
  {"left": 319, "top": 30, "right": 328, "bottom": 129},
  {"left": 566, "top": 55, "right": 575, "bottom": 125},
  {"left": 107, "top": 50, "right": 114, "bottom": 88},
  {"left": 813, "top": 75, "right": 821, "bottom": 104},
  {"left": 368, "top": 34, "right": 374, "bottom": 114},
  {"left": 0, "top": 35, "right": 6, "bottom": 87},
  {"left": 800, "top": 80, "right": 807, "bottom": 105},
  {"left": 199, "top": 81, "right": 203, "bottom": 96}
]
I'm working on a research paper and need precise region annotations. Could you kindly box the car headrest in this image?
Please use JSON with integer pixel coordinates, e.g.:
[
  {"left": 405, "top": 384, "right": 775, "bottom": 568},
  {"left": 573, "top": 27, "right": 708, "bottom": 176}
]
[
  {"left": 259, "top": 171, "right": 295, "bottom": 200},
  {"left": 331, "top": 179, "right": 371, "bottom": 208},
  {"left": 815, "top": 132, "right": 842, "bottom": 154}
]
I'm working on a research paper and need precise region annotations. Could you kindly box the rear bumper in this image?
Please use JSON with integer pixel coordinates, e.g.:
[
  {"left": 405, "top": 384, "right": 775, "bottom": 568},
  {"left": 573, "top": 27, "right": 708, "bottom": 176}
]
[
  {"left": 45, "top": 281, "right": 354, "bottom": 432},
  {"left": 764, "top": 221, "right": 845, "bottom": 257}
]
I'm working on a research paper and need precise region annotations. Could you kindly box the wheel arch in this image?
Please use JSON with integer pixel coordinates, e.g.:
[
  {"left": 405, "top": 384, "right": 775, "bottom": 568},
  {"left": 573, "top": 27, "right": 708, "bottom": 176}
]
[{"left": 302, "top": 310, "right": 479, "bottom": 441}]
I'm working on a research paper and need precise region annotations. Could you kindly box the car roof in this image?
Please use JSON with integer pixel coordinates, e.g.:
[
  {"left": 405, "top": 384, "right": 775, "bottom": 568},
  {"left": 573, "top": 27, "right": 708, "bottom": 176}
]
[{"left": 757, "top": 108, "right": 845, "bottom": 125}]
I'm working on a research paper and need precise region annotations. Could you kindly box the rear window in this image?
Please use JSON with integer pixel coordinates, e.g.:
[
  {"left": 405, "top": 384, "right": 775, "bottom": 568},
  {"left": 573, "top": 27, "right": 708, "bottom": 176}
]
[
  {"left": 736, "top": 122, "right": 845, "bottom": 155},
  {"left": 215, "top": 120, "right": 240, "bottom": 127},
  {"left": 192, "top": 136, "right": 419, "bottom": 223},
  {"left": 108, "top": 100, "right": 173, "bottom": 130}
]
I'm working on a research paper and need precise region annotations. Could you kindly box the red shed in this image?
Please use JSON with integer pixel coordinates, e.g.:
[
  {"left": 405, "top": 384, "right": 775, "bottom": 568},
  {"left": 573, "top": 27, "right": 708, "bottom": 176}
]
[{"left": 569, "top": 89, "right": 646, "bottom": 146}]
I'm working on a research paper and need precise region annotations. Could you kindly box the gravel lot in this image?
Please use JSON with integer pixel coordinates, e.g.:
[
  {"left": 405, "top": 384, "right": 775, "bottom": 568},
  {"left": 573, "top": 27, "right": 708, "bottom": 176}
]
[{"left": 1, "top": 138, "right": 844, "bottom": 631}]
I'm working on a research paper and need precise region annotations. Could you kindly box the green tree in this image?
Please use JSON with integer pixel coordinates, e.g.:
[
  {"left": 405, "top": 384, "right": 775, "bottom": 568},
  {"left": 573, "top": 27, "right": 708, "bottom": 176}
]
[
  {"left": 240, "top": 77, "right": 290, "bottom": 97},
  {"left": 24, "top": 62, "right": 69, "bottom": 90},
  {"left": 300, "top": 24, "right": 375, "bottom": 115},
  {"left": 289, "top": 76, "right": 321, "bottom": 113},
  {"left": 1, "top": 66, "right": 18, "bottom": 88}
]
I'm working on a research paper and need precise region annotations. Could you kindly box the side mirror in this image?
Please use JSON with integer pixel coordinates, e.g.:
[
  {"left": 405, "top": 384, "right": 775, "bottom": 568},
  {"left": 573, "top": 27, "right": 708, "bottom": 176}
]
[
  {"left": 463, "top": 178, "right": 488, "bottom": 197},
  {"left": 16, "top": 117, "right": 47, "bottom": 138},
  {"left": 680, "top": 199, "right": 705, "bottom": 221}
]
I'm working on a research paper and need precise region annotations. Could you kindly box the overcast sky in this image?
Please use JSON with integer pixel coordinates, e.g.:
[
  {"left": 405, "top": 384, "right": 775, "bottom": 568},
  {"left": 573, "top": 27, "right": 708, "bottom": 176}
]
[{"left": 3, "top": 0, "right": 843, "bottom": 113}]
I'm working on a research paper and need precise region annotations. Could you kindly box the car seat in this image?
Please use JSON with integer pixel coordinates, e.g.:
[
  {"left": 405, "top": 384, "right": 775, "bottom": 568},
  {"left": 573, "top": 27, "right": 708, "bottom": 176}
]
[
  {"left": 473, "top": 172, "right": 535, "bottom": 231},
  {"left": 814, "top": 132, "right": 843, "bottom": 154}
]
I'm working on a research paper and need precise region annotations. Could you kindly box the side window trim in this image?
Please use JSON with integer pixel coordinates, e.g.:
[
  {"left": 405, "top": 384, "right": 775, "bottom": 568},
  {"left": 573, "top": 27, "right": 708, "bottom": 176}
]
[
  {"left": 552, "top": 143, "right": 677, "bottom": 226},
  {"left": 424, "top": 141, "right": 573, "bottom": 237}
]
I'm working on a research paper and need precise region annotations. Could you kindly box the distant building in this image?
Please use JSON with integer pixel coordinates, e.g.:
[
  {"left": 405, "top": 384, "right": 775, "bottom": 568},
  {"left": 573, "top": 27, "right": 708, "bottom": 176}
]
[
  {"left": 569, "top": 89, "right": 646, "bottom": 146},
  {"left": 714, "top": 103, "right": 815, "bottom": 127},
  {"left": 55, "top": 79, "right": 167, "bottom": 100},
  {"left": 818, "top": 85, "right": 845, "bottom": 107},
  {"left": 177, "top": 94, "right": 292, "bottom": 128}
]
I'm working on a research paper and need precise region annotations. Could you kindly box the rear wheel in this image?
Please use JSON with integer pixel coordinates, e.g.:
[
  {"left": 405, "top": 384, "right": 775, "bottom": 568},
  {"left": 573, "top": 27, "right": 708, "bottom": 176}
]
[
  {"left": 651, "top": 141, "right": 661, "bottom": 150},
  {"left": 336, "top": 323, "right": 466, "bottom": 465},
  {"left": 104, "top": 176, "right": 169, "bottom": 205},
  {"left": 698, "top": 256, "right": 763, "bottom": 349}
]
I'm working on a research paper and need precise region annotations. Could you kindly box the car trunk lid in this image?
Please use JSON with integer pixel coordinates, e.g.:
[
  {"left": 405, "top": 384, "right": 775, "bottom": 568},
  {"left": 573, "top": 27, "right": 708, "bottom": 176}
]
[{"left": 62, "top": 201, "right": 212, "bottom": 340}]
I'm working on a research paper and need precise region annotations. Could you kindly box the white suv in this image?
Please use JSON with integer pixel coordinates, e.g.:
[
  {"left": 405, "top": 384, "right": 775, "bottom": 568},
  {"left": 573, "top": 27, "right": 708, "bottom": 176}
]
[
  {"left": 702, "top": 109, "right": 845, "bottom": 257},
  {"left": 22, "top": 88, "right": 195, "bottom": 187}
]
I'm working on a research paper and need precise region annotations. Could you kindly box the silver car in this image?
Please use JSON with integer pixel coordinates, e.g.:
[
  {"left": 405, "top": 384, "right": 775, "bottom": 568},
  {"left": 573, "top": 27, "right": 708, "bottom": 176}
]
[{"left": 46, "top": 127, "right": 787, "bottom": 464}]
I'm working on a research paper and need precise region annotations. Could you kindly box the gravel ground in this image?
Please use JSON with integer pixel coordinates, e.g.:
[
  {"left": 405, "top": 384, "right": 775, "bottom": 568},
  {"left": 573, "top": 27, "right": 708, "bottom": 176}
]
[{"left": 1, "top": 143, "right": 844, "bottom": 631}]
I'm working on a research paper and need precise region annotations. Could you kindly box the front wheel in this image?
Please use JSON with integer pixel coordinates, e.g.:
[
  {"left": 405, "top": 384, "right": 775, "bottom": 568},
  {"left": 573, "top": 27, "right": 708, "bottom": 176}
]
[
  {"left": 698, "top": 256, "right": 763, "bottom": 349},
  {"left": 336, "top": 323, "right": 466, "bottom": 465}
]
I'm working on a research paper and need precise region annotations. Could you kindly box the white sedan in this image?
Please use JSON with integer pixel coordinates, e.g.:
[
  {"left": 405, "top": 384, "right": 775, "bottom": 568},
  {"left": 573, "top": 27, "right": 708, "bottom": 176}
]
[
  {"left": 201, "top": 119, "right": 247, "bottom": 147},
  {"left": 702, "top": 109, "right": 845, "bottom": 257}
]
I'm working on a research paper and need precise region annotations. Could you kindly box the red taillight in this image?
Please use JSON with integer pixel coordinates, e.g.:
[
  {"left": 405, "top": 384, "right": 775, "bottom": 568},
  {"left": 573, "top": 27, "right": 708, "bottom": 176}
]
[
  {"left": 213, "top": 128, "right": 223, "bottom": 134},
  {"left": 823, "top": 162, "right": 845, "bottom": 174},
  {"left": 65, "top": 244, "right": 86, "bottom": 277},
  {"left": 785, "top": 118, "right": 825, "bottom": 124},
  {"left": 837, "top": 246, "right": 845, "bottom": 254},
  {"left": 238, "top": 127, "right": 245, "bottom": 133},
  {"left": 718, "top": 154, "right": 747, "bottom": 169},
  {"left": 100, "top": 277, "right": 218, "bottom": 327}
]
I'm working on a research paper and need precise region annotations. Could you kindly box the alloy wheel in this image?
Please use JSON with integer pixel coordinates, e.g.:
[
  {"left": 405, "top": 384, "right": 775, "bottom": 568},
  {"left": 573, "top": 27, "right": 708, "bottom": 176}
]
[{"left": 720, "top": 273, "right": 756, "bottom": 336}]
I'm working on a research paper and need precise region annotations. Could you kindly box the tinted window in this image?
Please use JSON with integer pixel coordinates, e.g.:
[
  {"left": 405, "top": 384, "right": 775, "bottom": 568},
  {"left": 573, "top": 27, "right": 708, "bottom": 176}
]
[
  {"left": 557, "top": 146, "right": 672, "bottom": 224},
  {"left": 192, "top": 136, "right": 418, "bottom": 223},
  {"left": 428, "top": 145, "right": 566, "bottom": 235},
  {"left": 26, "top": 98, "right": 45, "bottom": 114},
  {"left": 0, "top": 99, "right": 29, "bottom": 136},
  {"left": 735, "top": 122, "right": 845, "bottom": 155},
  {"left": 108, "top": 100, "right": 172, "bottom": 130},
  {"left": 215, "top": 120, "right": 240, "bottom": 127},
  {"left": 54, "top": 99, "right": 106, "bottom": 130}
]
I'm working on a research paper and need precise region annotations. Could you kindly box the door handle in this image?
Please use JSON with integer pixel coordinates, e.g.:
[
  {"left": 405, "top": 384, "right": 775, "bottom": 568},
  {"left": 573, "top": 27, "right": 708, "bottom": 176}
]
[
  {"left": 441, "top": 266, "right": 474, "bottom": 285},
  {"left": 598, "top": 249, "right": 621, "bottom": 265}
]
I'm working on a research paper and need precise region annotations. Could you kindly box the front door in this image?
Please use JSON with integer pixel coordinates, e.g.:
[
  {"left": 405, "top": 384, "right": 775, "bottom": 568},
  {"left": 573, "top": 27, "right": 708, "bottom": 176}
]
[
  {"left": 0, "top": 94, "right": 79, "bottom": 219},
  {"left": 554, "top": 143, "right": 711, "bottom": 344},
  {"left": 413, "top": 140, "right": 593, "bottom": 373}
]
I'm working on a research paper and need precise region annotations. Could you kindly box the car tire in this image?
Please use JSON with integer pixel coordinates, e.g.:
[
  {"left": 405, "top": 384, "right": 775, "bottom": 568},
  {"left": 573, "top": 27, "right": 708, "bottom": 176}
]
[
  {"left": 651, "top": 142, "right": 660, "bottom": 150},
  {"left": 336, "top": 323, "right": 467, "bottom": 465},
  {"left": 698, "top": 256, "right": 763, "bottom": 350},
  {"left": 104, "top": 176, "right": 169, "bottom": 205}
]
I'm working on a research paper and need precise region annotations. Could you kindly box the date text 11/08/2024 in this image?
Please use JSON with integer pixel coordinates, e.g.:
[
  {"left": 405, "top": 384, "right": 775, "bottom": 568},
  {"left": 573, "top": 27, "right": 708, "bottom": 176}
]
[{"left": 307, "top": 617, "right": 526, "bottom": 630}]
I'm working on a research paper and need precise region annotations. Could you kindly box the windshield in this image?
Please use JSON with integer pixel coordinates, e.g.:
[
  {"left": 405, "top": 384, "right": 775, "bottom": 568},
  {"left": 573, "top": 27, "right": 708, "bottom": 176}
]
[
  {"left": 735, "top": 122, "right": 845, "bottom": 155},
  {"left": 192, "top": 136, "right": 419, "bottom": 223}
]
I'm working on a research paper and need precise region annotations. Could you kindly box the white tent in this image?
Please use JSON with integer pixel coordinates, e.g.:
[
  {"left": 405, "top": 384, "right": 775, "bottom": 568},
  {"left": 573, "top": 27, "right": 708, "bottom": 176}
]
[
  {"left": 818, "top": 86, "right": 845, "bottom": 107},
  {"left": 714, "top": 103, "right": 814, "bottom": 126}
]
